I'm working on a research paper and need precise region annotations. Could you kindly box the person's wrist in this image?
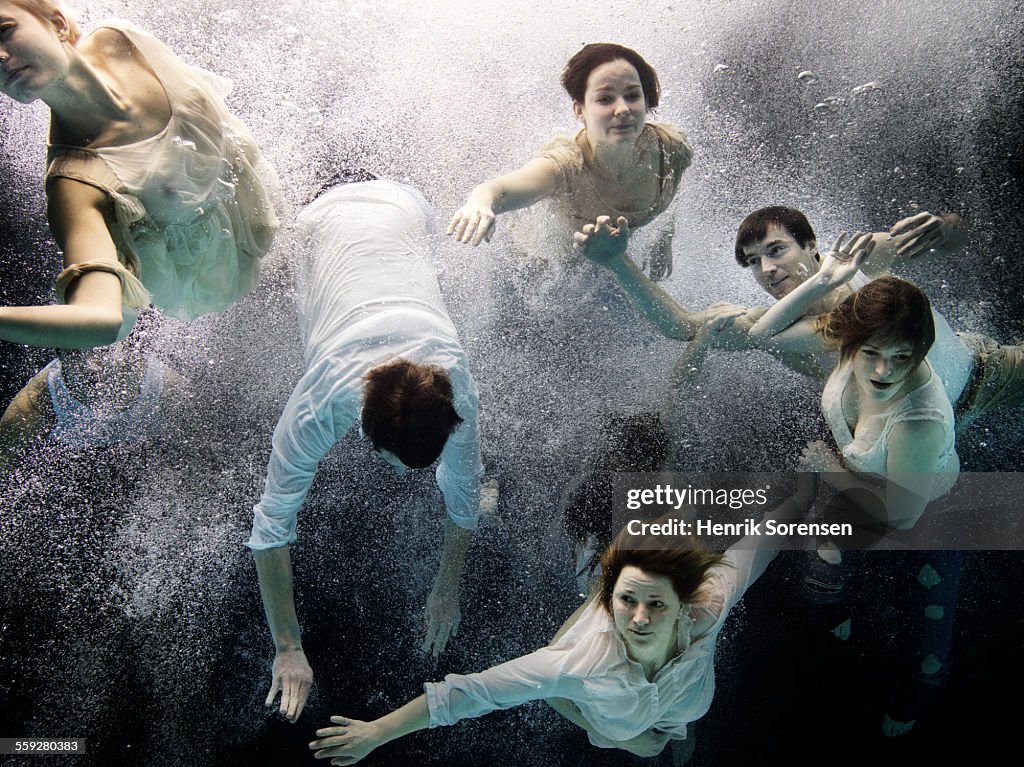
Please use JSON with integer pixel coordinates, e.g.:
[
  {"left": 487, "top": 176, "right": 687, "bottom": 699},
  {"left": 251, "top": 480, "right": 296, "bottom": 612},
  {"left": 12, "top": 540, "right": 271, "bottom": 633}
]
[
  {"left": 368, "top": 720, "right": 388, "bottom": 745},
  {"left": 276, "top": 642, "right": 305, "bottom": 654},
  {"left": 809, "top": 267, "right": 841, "bottom": 290},
  {"left": 468, "top": 186, "right": 494, "bottom": 208},
  {"left": 430, "top": 581, "right": 459, "bottom": 599},
  {"left": 608, "top": 254, "right": 634, "bottom": 276}
]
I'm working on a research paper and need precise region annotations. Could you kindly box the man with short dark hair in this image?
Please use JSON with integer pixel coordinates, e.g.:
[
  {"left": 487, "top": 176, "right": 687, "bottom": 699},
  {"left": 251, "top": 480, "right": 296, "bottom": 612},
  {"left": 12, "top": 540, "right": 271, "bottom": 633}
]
[
  {"left": 249, "top": 179, "right": 484, "bottom": 723},
  {"left": 577, "top": 208, "right": 1024, "bottom": 433}
]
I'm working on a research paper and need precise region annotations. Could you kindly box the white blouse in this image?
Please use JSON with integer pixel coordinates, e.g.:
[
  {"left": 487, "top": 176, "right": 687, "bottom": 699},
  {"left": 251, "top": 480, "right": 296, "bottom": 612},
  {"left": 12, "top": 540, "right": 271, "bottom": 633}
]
[{"left": 425, "top": 542, "right": 777, "bottom": 748}]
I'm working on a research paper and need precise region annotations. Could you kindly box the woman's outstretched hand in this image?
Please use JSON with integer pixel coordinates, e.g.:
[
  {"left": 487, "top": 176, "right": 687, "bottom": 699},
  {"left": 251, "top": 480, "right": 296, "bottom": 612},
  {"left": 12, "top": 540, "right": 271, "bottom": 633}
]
[
  {"left": 574, "top": 215, "right": 630, "bottom": 267},
  {"left": 310, "top": 716, "right": 384, "bottom": 764},
  {"left": 447, "top": 200, "right": 496, "bottom": 246}
]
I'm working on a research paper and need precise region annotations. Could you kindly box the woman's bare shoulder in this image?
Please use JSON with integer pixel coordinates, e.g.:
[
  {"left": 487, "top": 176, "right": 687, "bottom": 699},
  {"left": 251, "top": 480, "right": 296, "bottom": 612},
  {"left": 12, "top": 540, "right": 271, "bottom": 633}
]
[{"left": 79, "top": 25, "right": 136, "bottom": 61}]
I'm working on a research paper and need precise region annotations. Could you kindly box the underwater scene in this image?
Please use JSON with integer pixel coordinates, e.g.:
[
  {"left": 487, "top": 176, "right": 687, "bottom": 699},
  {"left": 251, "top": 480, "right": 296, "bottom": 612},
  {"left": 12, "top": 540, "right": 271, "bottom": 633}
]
[{"left": 1, "top": 0, "right": 1022, "bottom": 764}]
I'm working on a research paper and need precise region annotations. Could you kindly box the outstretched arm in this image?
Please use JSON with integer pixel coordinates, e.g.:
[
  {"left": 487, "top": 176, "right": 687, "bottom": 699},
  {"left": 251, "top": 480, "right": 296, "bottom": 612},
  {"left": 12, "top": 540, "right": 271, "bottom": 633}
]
[
  {"left": 0, "top": 179, "right": 124, "bottom": 349},
  {"left": 447, "top": 157, "right": 558, "bottom": 246},
  {"left": 253, "top": 545, "right": 313, "bottom": 723},
  {"left": 310, "top": 698, "right": 431, "bottom": 764},
  {"left": 663, "top": 307, "right": 750, "bottom": 467},
  {"left": 574, "top": 216, "right": 708, "bottom": 340}
]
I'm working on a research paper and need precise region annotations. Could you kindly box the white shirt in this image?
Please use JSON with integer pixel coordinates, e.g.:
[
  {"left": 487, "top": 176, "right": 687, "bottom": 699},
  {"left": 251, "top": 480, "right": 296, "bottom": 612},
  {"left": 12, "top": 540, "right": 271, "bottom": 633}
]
[
  {"left": 247, "top": 181, "right": 482, "bottom": 549},
  {"left": 424, "top": 542, "right": 777, "bottom": 747},
  {"left": 821, "top": 359, "right": 959, "bottom": 500}
]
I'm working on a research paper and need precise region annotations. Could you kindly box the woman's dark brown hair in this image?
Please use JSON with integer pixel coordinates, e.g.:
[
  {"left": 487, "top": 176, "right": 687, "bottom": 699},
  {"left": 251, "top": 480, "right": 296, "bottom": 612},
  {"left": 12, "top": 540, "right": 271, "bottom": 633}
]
[
  {"left": 561, "top": 43, "right": 660, "bottom": 110},
  {"left": 598, "top": 518, "right": 727, "bottom": 613},
  {"left": 815, "top": 276, "right": 935, "bottom": 369},
  {"left": 361, "top": 359, "right": 463, "bottom": 469}
]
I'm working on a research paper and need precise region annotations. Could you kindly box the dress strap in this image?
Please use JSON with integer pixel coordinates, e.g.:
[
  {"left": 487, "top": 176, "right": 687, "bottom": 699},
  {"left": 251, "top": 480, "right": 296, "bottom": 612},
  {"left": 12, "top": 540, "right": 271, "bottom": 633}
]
[{"left": 54, "top": 260, "right": 151, "bottom": 311}]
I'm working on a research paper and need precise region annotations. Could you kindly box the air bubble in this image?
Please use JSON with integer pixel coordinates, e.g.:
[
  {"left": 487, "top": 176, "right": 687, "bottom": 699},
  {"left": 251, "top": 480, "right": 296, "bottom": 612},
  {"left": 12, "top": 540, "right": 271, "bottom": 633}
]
[{"left": 851, "top": 81, "right": 883, "bottom": 95}]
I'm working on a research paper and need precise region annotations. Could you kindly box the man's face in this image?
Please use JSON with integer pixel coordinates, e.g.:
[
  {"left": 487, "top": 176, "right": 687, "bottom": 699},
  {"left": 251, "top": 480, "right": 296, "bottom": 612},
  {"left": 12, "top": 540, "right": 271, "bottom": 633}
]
[{"left": 740, "top": 225, "right": 819, "bottom": 300}]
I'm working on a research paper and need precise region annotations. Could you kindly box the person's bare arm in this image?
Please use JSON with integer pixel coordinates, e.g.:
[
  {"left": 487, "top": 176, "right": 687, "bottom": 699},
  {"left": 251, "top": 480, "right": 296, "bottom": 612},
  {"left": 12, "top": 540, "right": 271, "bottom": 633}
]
[
  {"left": 447, "top": 157, "right": 558, "bottom": 246},
  {"left": 0, "top": 179, "right": 123, "bottom": 348},
  {"left": 575, "top": 216, "right": 708, "bottom": 339},
  {"left": 861, "top": 211, "right": 968, "bottom": 278},
  {"left": 423, "top": 519, "right": 473, "bottom": 656},
  {"left": 0, "top": 370, "right": 55, "bottom": 473},
  {"left": 253, "top": 545, "right": 313, "bottom": 722}
]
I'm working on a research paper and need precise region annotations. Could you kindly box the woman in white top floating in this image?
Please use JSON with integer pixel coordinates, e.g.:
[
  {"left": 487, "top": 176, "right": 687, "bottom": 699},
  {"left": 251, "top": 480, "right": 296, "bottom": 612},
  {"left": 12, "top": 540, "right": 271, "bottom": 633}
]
[
  {"left": 309, "top": 482, "right": 813, "bottom": 764},
  {"left": 749, "top": 234, "right": 959, "bottom": 529}
]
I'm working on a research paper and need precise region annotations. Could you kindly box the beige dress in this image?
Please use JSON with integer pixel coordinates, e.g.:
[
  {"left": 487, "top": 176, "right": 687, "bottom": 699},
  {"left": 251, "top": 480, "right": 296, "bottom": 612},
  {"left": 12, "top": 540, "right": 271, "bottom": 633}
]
[{"left": 46, "top": 20, "right": 281, "bottom": 323}]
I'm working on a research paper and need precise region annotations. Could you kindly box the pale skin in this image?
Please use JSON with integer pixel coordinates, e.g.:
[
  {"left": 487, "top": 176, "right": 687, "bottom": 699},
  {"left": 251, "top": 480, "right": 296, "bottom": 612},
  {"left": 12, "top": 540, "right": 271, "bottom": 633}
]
[
  {"left": 0, "top": 4, "right": 180, "bottom": 348},
  {"left": 575, "top": 209, "right": 967, "bottom": 366},
  {"left": 749, "top": 239, "right": 948, "bottom": 529},
  {"left": 447, "top": 58, "right": 676, "bottom": 279},
  {"left": 572, "top": 215, "right": 749, "bottom": 341},
  {"left": 255, "top": 519, "right": 472, "bottom": 723},
  {"left": 308, "top": 487, "right": 815, "bottom": 764}
]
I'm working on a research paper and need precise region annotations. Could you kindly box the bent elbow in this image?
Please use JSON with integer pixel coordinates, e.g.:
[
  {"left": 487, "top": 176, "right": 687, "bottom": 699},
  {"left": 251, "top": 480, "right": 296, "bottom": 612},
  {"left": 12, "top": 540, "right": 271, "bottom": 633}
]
[
  {"left": 746, "top": 324, "right": 771, "bottom": 343},
  {"left": 97, "top": 311, "right": 125, "bottom": 344}
]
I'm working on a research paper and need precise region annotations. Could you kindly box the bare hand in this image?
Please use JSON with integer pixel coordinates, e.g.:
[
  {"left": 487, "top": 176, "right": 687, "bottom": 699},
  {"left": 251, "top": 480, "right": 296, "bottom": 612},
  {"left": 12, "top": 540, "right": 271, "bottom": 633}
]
[
  {"left": 573, "top": 215, "right": 630, "bottom": 267},
  {"left": 799, "top": 440, "right": 840, "bottom": 474},
  {"left": 423, "top": 587, "right": 461, "bottom": 657},
  {"left": 817, "top": 231, "right": 875, "bottom": 286},
  {"left": 310, "top": 716, "right": 383, "bottom": 764},
  {"left": 614, "top": 728, "right": 672, "bottom": 758},
  {"left": 694, "top": 302, "right": 748, "bottom": 346},
  {"left": 447, "top": 201, "right": 496, "bottom": 246},
  {"left": 888, "top": 211, "right": 951, "bottom": 258},
  {"left": 266, "top": 647, "right": 313, "bottom": 723}
]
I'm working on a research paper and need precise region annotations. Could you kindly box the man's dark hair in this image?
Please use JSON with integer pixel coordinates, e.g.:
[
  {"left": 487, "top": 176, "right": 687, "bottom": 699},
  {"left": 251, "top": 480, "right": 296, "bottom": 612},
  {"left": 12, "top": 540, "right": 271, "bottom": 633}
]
[
  {"left": 735, "top": 206, "right": 817, "bottom": 266},
  {"left": 361, "top": 359, "right": 463, "bottom": 469}
]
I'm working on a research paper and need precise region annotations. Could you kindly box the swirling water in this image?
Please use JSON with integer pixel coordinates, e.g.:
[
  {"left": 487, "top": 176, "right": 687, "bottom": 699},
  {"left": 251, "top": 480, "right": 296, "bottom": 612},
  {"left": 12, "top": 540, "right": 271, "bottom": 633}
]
[{"left": 1, "top": 1, "right": 1022, "bottom": 764}]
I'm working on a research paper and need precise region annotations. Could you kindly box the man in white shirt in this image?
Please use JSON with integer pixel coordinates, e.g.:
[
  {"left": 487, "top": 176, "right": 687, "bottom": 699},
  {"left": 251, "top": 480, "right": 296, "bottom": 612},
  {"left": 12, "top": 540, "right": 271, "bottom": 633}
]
[{"left": 249, "top": 178, "right": 483, "bottom": 723}]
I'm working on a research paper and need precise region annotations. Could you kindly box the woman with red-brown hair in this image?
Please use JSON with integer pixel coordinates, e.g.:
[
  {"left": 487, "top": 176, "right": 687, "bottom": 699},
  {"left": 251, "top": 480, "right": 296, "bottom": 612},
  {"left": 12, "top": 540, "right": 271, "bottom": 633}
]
[
  {"left": 749, "top": 239, "right": 962, "bottom": 735},
  {"left": 308, "top": 482, "right": 813, "bottom": 765},
  {"left": 749, "top": 238, "right": 959, "bottom": 528}
]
